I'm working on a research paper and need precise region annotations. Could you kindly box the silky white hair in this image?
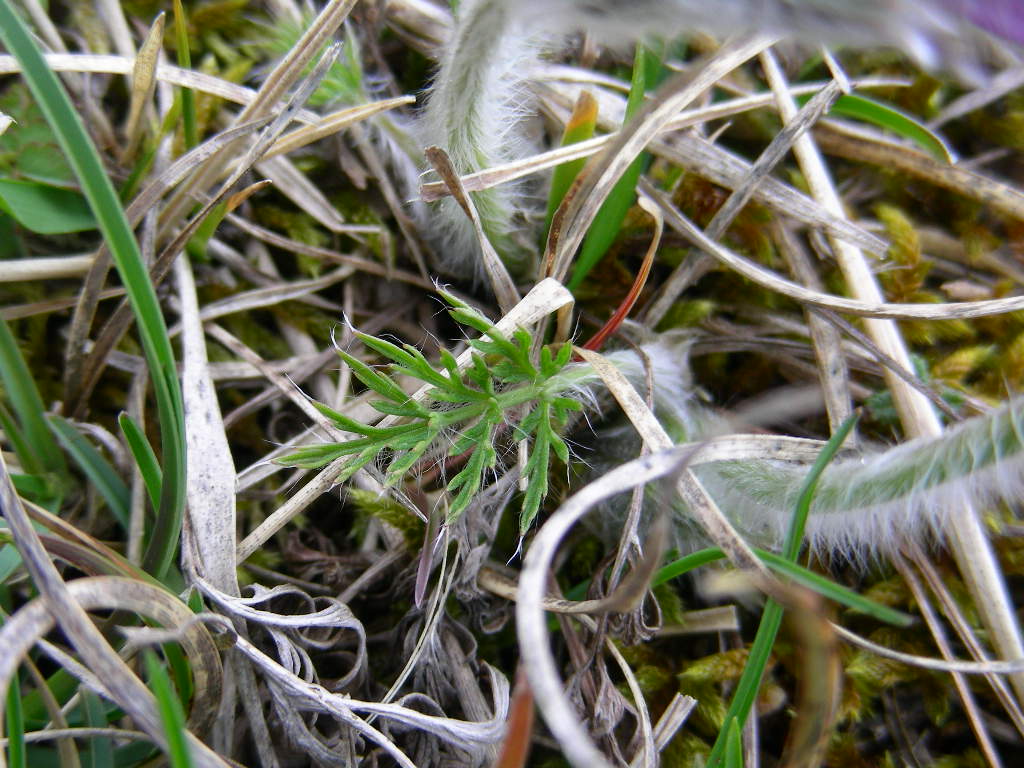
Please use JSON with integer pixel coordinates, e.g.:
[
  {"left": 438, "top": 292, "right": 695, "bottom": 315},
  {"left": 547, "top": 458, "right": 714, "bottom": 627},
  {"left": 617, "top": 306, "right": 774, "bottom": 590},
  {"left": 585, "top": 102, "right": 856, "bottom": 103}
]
[{"left": 418, "top": 0, "right": 1017, "bottom": 279}]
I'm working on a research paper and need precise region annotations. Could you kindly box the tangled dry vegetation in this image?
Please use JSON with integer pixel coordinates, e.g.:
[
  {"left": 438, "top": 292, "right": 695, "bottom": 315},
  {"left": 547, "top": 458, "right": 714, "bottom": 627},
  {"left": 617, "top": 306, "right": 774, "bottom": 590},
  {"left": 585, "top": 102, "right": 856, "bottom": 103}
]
[{"left": 3, "top": 0, "right": 1024, "bottom": 766}]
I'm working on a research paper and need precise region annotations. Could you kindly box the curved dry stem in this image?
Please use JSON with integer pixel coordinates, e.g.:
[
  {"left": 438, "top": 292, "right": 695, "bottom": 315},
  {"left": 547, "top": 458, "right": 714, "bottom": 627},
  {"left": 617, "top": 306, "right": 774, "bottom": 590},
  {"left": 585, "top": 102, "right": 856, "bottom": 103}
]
[
  {"left": 517, "top": 443, "right": 738, "bottom": 768},
  {"left": 0, "top": 576, "right": 223, "bottom": 758},
  {"left": 645, "top": 183, "right": 1024, "bottom": 321},
  {"left": 832, "top": 624, "right": 1024, "bottom": 675}
]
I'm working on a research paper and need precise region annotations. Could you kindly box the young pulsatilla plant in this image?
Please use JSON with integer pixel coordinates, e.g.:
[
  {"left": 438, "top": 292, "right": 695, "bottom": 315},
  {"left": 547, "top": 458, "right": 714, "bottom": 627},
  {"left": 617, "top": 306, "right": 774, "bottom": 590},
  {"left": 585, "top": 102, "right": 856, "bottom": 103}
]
[
  {"left": 279, "top": 294, "right": 594, "bottom": 531},
  {"left": 421, "top": 0, "right": 1023, "bottom": 276}
]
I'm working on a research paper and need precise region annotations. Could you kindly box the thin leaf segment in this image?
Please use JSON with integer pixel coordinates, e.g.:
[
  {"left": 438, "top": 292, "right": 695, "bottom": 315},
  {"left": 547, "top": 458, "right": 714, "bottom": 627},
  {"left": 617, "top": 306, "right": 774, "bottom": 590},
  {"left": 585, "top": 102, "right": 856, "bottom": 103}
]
[{"left": 281, "top": 295, "right": 584, "bottom": 530}]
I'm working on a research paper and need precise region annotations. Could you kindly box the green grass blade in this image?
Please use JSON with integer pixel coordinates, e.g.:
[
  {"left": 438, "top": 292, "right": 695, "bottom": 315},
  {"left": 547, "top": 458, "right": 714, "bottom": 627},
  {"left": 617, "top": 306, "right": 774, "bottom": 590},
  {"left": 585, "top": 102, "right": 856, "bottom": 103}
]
[
  {"left": 5, "top": 675, "right": 25, "bottom": 768},
  {"left": 0, "top": 546, "right": 23, "bottom": 586},
  {"left": 144, "top": 650, "right": 194, "bottom": 768},
  {"left": 780, "top": 413, "right": 859, "bottom": 560},
  {"left": 120, "top": 99, "right": 181, "bottom": 202},
  {"left": 707, "top": 413, "right": 858, "bottom": 768},
  {"left": 118, "top": 412, "right": 163, "bottom": 514},
  {"left": 0, "top": 404, "right": 60, "bottom": 508},
  {"left": 81, "top": 689, "right": 113, "bottom": 768},
  {"left": 567, "top": 43, "right": 662, "bottom": 291},
  {"left": 708, "top": 601, "right": 784, "bottom": 767},
  {"left": 0, "top": 0, "right": 187, "bottom": 581},
  {"left": 723, "top": 716, "right": 743, "bottom": 768},
  {"left": 172, "top": 0, "right": 197, "bottom": 150},
  {"left": 651, "top": 546, "right": 909, "bottom": 625},
  {"left": 797, "top": 92, "right": 954, "bottom": 163},
  {"left": 161, "top": 641, "right": 195, "bottom": 727},
  {"left": 754, "top": 549, "right": 909, "bottom": 626},
  {"left": 8, "top": 474, "right": 51, "bottom": 503},
  {"left": 49, "top": 415, "right": 131, "bottom": 530},
  {"left": 651, "top": 548, "right": 727, "bottom": 586},
  {"left": 185, "top": 198, "right": 227, "bottom": 261},
  {"left": 19, "top": 669, "right": 77, "bottom": 728},
  {"left": 544, "top": 91, "right": 598, "bottom": 235},
  {"left": 0, "top": 317, "right": 67, "bottom": 479}
]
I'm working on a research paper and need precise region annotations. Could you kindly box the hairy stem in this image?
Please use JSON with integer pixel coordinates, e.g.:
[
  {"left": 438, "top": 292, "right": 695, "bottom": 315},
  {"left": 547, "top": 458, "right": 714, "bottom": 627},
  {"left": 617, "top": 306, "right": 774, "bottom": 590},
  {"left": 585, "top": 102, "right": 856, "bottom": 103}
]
[{"left": 693, "top": 400, "right": 1024, "bottom": 555}]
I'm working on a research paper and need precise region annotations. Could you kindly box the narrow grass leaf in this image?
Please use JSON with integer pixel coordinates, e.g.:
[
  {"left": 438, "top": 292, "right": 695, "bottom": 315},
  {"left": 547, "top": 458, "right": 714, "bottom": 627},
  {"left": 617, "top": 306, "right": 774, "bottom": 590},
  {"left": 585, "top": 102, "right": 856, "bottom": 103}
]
[
  {"left": 185, "top": 198, "right": 228, "bottom": 260},
  {"left": 161, "top": 641, "right": 195, "bottom": 732},
  {"left": 0, "top": 317, "right": 66, "bottom": 478},
  {"left": 707, "top": 413, "right": 858, "bottom": 768},
  {"left": 120, "top": 98, "right": 181, "bottom": 203},
  {"left": 652, "top": 547, "right": 910, "bottom": 626},
  {"left": 0, "top": 410, "right": 49, "bottom": 506},
  {"left": 544, "top": 91, "right": 598, "bottom": 235},
  {"left": 0, "top": 0, "right": 187, "bottom": 582},
  {"left": 567, "top": 44, "right": 661, "bottom": 291},
  {"left": 80, "top": 689, "right": 113, "bottom": 768},
  {"left": 0, "top": 546, "right": 22, "bottom": 587},
  {"left": 172, "top": 0, "right": 197, "bottom": 150},
  {"left": 119, "top": 412, "right": 163, "bottom": 514},
  {"left": 48, "top": 415, "right": 131, "bottom": 530},
  {"left": 5, "top": 675, "right": 25, "bottom": 768},
  {"left": 723, "top": 716, "right": 743, "bottom": 768},
  {"left": 797, "top": 92, "right": 954, "bottom": 163},
  {"left": 651, "top": 548, "right": 726, "bottom": 586},
  {"left": 144, "top": 650, "right": 194, "bottom": 768},
  {"left": 780, "top": 412, "right": 859, "bottom": 560}
]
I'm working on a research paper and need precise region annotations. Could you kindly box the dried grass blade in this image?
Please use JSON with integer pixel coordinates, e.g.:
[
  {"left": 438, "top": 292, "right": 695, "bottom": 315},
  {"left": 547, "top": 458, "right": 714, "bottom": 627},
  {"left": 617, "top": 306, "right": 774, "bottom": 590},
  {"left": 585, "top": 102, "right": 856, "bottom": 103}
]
[
  {"left": 266, "top": 96, "right": 416, "bottom": 158},
  {"left": 0, "top": 574, "right": 222, "bottom": 739},
  {"left": 73, "top": 43, "right": 342, "bottom": 415},
  {"left": 909, "top": 540, "right": 1024, "bottom": 737},
  {"left": 419, "top": 81, "right": 893, "bottom": 201},
  {"left": 0, "top": 255, "right": 94, "bottom": 282},
  {"left": 175, "top": 254, "right": 239, "bottom": 596},
  {"left": 425, "top": 145, "right": 520, "bottom": 313},
  {"left": 119, "top": 12, "right": 164, "bottom": 163},
  {"left": 254, "top": 154, "right": 351, "bottom": 233},
  {"left": 815, "top": 121, "right": 1024, "bottom": 222},
  {"left": 157, "top": 0, "right": 356, "bottom": 230},
  {"left": 573, "top": 346, "right": 768, "bottom": 577},
  {"left": 895, "top": 553, "right": 1004, "bottom": 767},
  {"left": 0, "top": 54, "right": 321, "bottom": 123},
  {"left": 831, "top": 625, "right": 1024, "bottom": 674},
  {"left": 63, "top": 115, "right": 271, "bottom": 413},
  {"left": 604, "top": 636, "right": 655, "bottom": 768}
]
